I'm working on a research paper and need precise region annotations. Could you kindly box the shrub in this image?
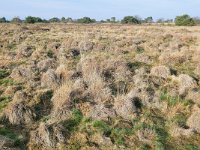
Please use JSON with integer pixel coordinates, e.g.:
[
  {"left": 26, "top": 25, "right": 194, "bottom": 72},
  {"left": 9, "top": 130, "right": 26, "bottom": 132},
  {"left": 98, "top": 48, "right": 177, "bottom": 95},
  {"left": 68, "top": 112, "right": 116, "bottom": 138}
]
[
  {"left": 77, "top": 17, "right": 96, "bottom": 24},
  {"left": 121, "top": 16, "right": 141, "bottom": 24},
  {"left": 175, "top": 15, "right": 195, "bottom": 26},
  {"left": 49, "top": 17, "right": 60, "bottom": 22},
  {"left": 25, "top": 16, "right": 43, "bottom": 24},
  {"left": 110, "top": 17, "right": 116, "bottom": 23},
  {"left": 0, "top": 17, "right": 7, "bottom": 23},
  {"left": 144, "top": 16, "right": 153, "bottom": 23},
  {"left": 11, "top": 17, "right": 22, "bottom": 23}
]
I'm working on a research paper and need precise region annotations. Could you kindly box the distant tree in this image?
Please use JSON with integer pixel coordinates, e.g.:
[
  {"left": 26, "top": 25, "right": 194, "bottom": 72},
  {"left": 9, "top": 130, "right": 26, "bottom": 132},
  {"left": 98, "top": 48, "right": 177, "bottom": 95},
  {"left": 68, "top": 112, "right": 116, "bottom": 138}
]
[
  {"left": 49, "top": 17, "right": 60, "bottom": 22},
  {"left": 66, "top": 17, "right": 73, "bottom": 23},
  {"left": 0, "top": 17, "right": 7, "bottom": 23},
  {"left": 144, "top": 16, "right": 153, "bottom": 23},
  {"left": 121, "top": 16, "right": 141, "bottom": 24},
  {"left": 61, "top": 17, "right": 66, "bottom": 22},
  {"left": 25, "top": 16, "right": 43, "bottom": 23},
  {"left": 175, "top": 14, "right": 195, "bottom": 26},
  {"left": 11, "top": 17, "right": 22, "bottom": 23},
  {"left": 42, "top": 19, "right": 49, "bottom": 23},
  {"left": 77, "top": 17, "right": 95, "bottom": 24},
  {"left": 111, "top": 17, "right": 116, "bottom": 23},
  {"left": 106, "top": 19, "right": 111, "bottom": 23}
]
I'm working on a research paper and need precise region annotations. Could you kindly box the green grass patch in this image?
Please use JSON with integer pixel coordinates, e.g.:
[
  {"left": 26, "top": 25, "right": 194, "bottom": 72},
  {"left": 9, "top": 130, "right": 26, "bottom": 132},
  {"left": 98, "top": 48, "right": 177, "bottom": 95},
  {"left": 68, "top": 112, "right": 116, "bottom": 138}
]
[
  {"left": 63, "top": 109, "right": 83, "bottom": 133},
  {"left": 0, "top": 127, "right": 24, "bottom": 147},
  {"left": 160, "top": 91, "right": 193, "bottom": 107},
  {"left": 160, "top": 92, "right": 180, "bottom": 106},
  {"left": 171, "top": 113, "right": 188, "bottom": 128},
  {"left": 140, "top": 144, "right": 151, "bottom": 150},
  {"left": 0, "top": 69, "right": 10, "bottom": 79},
  {"left": 111, "top": 127, "right": 133, "bottom": 146},
  {"left": 7, "top": 43, "right": 16, "bottom": 50},
  {"left": 136, "top": 46, "right": 145, "bottom": 54},
  {"left": 93, "top": 120, "right": 111, "bottom": 134},
  {"left": 0, "top": 96, "right": 12, "bottom": 112},
  {"left": 47, "top": 50, "right": 54, "bottom": 58},
  {"left": 184, "top": 144, "right": 200, "bottom": 150},
  {"left": 0, "top": 78, "right": 15, "bottom": 86}
]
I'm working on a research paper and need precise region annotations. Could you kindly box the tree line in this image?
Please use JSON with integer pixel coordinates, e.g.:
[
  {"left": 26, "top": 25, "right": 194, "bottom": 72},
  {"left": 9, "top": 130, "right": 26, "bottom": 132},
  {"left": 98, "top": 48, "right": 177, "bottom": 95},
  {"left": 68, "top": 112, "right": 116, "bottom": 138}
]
[{"left": 0, "top": 15, "right": 199, "bottom": 26}]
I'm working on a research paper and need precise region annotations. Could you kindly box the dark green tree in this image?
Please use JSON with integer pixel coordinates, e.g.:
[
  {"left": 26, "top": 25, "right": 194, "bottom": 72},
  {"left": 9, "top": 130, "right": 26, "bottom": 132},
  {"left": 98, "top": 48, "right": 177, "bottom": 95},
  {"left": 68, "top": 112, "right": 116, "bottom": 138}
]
[
  {"left": 111, "top": 17, "right": 116, "bottom": 23},
  {"left": 175, "top": 15, "right": 195, "bottom": 26},
  {"left": 11, "top": 17, "right": 22, "bottom": 23},
  {"left": 77, "top": 17, "right": 96, "bottom": 24},
  {"left": 25, "top": 16, "right": 43, "bottom": 23},
  {"left": 121, "top": 16, "right": 141, "bottom": 24},
  {"left": 49, "top": 17, "right": 60, "bottom": 22},
  {"left": 61, "top": 17, "right": 66, "bottom": 22},
  {"left": 66, "top": 17, "right": 73, "bottom": 23},
  {"left": 0, "top": 17, "right": 7, "bottom": 23},
  {"left": 106, "top": 19, "right": 111, "bottom": 23},
  {"left": 144, "top": 16, "right": 153, "bottom": 23}
]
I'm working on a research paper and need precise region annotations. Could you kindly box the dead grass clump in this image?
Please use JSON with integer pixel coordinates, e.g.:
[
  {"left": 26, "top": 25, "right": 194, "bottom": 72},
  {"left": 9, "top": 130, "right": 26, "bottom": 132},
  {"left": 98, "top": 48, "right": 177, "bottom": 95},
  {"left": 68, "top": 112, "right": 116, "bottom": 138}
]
[
  {"left": 4, "top": 101, "right": 36, "bottom": 125},
  {"left": 150, "top": 65, "right": 170, "bottom": 79},
  {"left": 78, "top": 55, "right": 113, "bottom": 103},
  {"left": 86, "top": 71, "right": 112, "bottom": 104},
  {"left": 114, "top": 94, "right": 138, "bottom": 120},
  {"left": 137, "top": 128, "right": 156, "bottom": 144},
  {"left": 10, "top": 66, "right": 33, "bottom": 82},
  {"left": 88, "top": 104, "right": 116, "bottom": 121},
  {"left": 0, "top": 135, "right": 16, "bottom": 149},
  {"left": 186, "top": 89, "right": 200, "bottom": 105},
  {"left": 37, "top": 58, "right": 55, "bottom": 72},
  {"left": 169, "top": 125, "right": 194, "bottom": 137},
  {"left": 135, "top": 53, "right": 153, "bottom": 64},
  {"left": 159, "top": 52, "right": 187, "bottom": 65},
  {"left": 16, "top": 44, "right": 34, "bottom": 58},
  {"left": 194, "top": 63, "right": 200, "bottom": 76},
  {"left": 50, "top": 80, "right": 86, "bottom": 122},
  {"left": 79, "top": 40, "right": 94, "bottom": 52},
  {"left": 28, "top": 123, "right": 66, "bottom": 150},
  {"left": 55, "top": 64, "right": 74, "bottom": 83},
  {"left": 187, "top": 109, "right": 200, "bottom": 133},
  {"left": 41, "top": 69, "right": 60, "bottom": 89},
  {"left": 176, "top": 74, "right": 197, "bottom": 95}
]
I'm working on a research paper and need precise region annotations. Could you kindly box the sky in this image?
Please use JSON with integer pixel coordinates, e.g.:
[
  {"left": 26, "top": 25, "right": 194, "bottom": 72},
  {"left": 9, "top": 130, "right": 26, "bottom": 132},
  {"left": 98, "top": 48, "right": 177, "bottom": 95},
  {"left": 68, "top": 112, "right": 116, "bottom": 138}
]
[{"left": 1, "top": 0, "right": 200, "bottom": 20}]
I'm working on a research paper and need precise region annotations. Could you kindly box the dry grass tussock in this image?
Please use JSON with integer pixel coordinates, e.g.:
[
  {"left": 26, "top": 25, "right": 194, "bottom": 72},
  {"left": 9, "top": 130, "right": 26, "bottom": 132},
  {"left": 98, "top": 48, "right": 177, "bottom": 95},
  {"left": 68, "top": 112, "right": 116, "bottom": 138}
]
[{"left": 0, "top": 24, "right": 200, "bottom": 149}]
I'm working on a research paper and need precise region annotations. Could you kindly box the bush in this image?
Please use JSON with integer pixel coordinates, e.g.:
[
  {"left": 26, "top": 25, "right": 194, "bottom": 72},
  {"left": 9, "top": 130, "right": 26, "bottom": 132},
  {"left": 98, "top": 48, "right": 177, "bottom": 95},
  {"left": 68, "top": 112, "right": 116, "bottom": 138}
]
[
  {"left": 49, "top": 17, "right": 60, "bottom": 23},
  {"left": 175, "top": 15, "right": 195, "bottom": 26},
  {"left": 121, "top": 16, "right": 141, "bottom": 24},
  {"left": 11, "top": 17, "right": 22, "bottom": 23},
  {"left": 77, "top": 17, "right": 96, "bottom": 24},
  {"left": 0, "top": 17, "right": 7, "bottom": 23},
  {"left": 144, "top": 16, "right": 153, "bottom": 23},
  {"left": 25, "top": 16, "right": 43, "bottom": 24}
]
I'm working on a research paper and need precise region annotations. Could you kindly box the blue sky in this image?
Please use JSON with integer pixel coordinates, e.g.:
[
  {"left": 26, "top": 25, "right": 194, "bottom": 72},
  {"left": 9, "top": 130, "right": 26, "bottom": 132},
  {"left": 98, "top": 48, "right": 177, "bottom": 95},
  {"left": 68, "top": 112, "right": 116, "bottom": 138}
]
[{"left": 1, "top": 0, "right": 200, "bottom": 20}]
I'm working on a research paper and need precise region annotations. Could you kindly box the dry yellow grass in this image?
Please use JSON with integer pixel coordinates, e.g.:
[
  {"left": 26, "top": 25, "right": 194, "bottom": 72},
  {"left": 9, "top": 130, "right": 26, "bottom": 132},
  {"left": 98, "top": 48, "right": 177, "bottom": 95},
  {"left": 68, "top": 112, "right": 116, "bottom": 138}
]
[{"left": 0, "top": 23, "right": 200, "bottom": 149}]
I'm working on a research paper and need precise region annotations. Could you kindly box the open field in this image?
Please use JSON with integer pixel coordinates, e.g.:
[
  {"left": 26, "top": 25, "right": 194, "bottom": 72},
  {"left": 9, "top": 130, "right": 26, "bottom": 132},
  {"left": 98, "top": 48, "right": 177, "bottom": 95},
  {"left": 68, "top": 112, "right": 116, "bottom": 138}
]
[{"left": 0, "top": 23, "right": 200, "bottom": 150}]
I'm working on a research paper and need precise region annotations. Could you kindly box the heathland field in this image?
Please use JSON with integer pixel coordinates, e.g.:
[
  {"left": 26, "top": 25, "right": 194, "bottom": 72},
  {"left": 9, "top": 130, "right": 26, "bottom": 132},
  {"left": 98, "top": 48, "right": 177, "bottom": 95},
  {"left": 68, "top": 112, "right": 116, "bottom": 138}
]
[{"left": 0, "top": 23, "right": 200, "bottom": 150}]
